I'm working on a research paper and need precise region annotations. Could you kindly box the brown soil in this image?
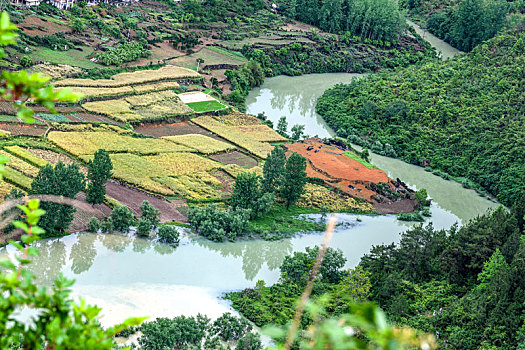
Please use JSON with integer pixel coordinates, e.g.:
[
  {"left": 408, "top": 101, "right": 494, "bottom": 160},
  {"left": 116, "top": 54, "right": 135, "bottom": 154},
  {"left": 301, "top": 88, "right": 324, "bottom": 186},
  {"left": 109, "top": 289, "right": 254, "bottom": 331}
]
[
  {"left": 134, "top": 120, "right": 227, "bottom": 142},
  {"left": 105, "top": 180, "right": 187, "bottom": 223},
  {"left": 0, "top": 123, "right": 46, "bottom": 136},
  {"left": 26, "top": 148, "right": 88, "bottom": 174},
  {"left": 208, "top": 151, "right": 258, "bottom": 168},
  {"left": 71, "top": 192, "right": 113, "bottom": 232},
  {"left": 20, "top": 16, "right": 70, "bottom": 37}
]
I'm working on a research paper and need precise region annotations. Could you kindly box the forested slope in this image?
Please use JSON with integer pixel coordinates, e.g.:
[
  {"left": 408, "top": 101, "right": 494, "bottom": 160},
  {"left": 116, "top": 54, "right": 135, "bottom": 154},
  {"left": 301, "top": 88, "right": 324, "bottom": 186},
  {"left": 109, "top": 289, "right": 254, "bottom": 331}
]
[{"left": 316, "top": 27, "right": 525, "bottom": 206}]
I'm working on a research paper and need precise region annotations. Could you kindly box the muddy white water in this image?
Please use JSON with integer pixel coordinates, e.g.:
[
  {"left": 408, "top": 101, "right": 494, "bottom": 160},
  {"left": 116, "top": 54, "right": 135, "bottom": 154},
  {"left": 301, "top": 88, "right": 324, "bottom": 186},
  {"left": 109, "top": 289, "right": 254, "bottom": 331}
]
[
  {"left": 1, "top": 73, "right": 497, "bottom": 328},
  {"left": 406, "top": 19, "right": 462, "bottom": 59}
]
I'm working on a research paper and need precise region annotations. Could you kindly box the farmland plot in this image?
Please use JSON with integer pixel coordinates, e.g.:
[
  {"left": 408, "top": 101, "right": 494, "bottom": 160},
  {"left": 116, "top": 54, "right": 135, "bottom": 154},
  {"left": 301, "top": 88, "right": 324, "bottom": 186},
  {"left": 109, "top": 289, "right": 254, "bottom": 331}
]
[{"left": 162, "top": 134, "right": 235, "bottom": 154}]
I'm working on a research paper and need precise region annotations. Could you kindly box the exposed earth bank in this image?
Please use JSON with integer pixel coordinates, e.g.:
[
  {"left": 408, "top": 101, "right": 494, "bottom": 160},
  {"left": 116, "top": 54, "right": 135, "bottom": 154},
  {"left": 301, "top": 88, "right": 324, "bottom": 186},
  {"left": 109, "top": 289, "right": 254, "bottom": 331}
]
[{"left": 286, "top": 139, "right": 418, "bottom": 214}]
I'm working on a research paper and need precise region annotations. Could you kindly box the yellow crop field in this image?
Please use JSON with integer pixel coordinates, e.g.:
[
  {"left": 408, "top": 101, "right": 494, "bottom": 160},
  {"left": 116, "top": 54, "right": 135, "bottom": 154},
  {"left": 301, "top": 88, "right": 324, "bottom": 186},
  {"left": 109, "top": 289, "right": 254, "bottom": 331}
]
[
  {"left": 296, "top": 184, "right": 374, "bottom": 212},
  {"left": 0, "top": 180, "right": 15, "bottom": 202},
  {"left": 192, "top": 116, "right": 273, "bottom": 159},
  {"left": 222, "top": 164, "right": 263, "bottom": 178},
  {"left": 233, "top": 125, "right": 288, "bottom": 142},
  {"left": 55, "top": 66, "right": 201, "bottom": 88},
  {"left": 82, "top": 91, "right": 192, "bottom": 122},
  {"left": 162, "top": 134, "right": 234, "bottom": 154},
  {"left": 108, "top": 153, "right": 174, "bottom": 195},
  {"left": 154, "top": 173, "right": 221, "bottom": 201},
  {"left": 3, "top": 166, "right": 33, "bottom": 191},
  {"left": 48, "top": 131, "right": 192, "bottom": 156},
  {"left": 4, "top": 146, "right": 50, "bottom": 168},
  {"left": 218, "top": 113, "right": 260, "bottom": 126},
  {"left": 61, "top": 81, "right": 181, "bottom": 99},
  {"left": 132, "top": 81, "right": 180, "bottom": 93},
  {"left": 146, "top": 152, "right": 221, "bottom": 176},
  {"left": 0, "top": 150, "right": 40, "bottom": 177}
]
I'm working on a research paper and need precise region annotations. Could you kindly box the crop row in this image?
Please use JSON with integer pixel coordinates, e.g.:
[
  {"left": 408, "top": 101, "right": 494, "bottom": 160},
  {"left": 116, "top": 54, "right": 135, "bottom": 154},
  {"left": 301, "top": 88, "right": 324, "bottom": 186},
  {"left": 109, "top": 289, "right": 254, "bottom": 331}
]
[
  {"left": 192, "top": 116, "right": 273, "bottom": 159},
  {"left": 55, "top": 66, "right": 201, "bottom": 88},
  {"left": 296, "top": 184, "right": 374, "bottom": 212},
  {"left": 154, "top": 172, "right": 222, "bottom": 201},
  {"left": 233, "top": 125, "right": 288, "bottom": 142},
  {"left": 48, "top": 131, "right": 191, "bottom": 156},
  {"left": 82, "top": 91, "right": 192, "bottom": 122},
  {"left": 162, "top": 134, "right": 235, "bottom": 155},
  {"left": 0, "top": 150, "right": 40, "bottom": 177},
  {"left": 3, "top": 166, "right": 32, "bottom": 191}
]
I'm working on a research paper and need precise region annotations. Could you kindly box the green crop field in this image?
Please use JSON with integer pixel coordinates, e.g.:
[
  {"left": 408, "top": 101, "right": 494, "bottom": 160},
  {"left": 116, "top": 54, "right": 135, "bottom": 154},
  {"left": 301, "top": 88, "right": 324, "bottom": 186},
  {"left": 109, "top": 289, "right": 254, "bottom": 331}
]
[{"left": 186, "top": 100, "right": 227, "bottom": 113}]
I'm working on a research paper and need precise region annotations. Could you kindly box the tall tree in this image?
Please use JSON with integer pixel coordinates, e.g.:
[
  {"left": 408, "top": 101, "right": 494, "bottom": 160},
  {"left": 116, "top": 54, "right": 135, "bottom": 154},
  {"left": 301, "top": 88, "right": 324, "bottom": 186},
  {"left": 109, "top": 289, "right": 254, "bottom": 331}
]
[
  {"left": 30, "top": 162, "right": 86, "bottom": 235},
  {"left": 86, "top": 149, "right": 113, "bottom": 205},
  {"left": 280, "top": 152, "right": 307, "bottom": 209},
  {"left": 231, "top": 171, "right": 274, "bottom": 219},
  {"left": 261, "top": 146, "right": 286, "bottom": 193}
]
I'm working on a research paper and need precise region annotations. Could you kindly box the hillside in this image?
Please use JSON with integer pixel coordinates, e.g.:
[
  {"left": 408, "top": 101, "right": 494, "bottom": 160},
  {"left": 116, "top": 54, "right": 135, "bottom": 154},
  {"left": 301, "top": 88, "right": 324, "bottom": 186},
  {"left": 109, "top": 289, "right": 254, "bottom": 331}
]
[{"left": 316, "top": 26, "right": 525, "bottom": 207}]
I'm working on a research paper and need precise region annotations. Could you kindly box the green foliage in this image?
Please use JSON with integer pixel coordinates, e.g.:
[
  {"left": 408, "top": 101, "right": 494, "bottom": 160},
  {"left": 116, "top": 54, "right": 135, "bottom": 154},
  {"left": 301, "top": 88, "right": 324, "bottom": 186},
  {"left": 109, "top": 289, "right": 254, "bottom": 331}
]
[
  {"left": 139, "top": 200, "right": 160, "bottom": 229},
  {"left": 30, "top": 162, "right": 86, "bottom": 236},
  {"left": 281, "top": 152, "right": 308, "bottom": 209},
  {"left": 88, "top": 217, "right": 100, "bottom": 232},
  {"left": 86, "top": 149, "right": 113, "bottom": 205},
  {"left": 261, "top": 146, "right": 286, "bottom": 193},
  {"left": 288, "top": 0, "right": 404, "bottom": 41},
  {"left": 136, "top": 218, "right": 153, "bottom": 237},
  {"left": 415, "top": 188, "right": 429, "bottom": 206},
  {"left": 211, "top": 312, "right": 252, "bottom": 341},
  {"left": 231, "top": 171, "right": 274, "bottom": 219},
  {"left": 110, "top": 205, "right": 137, "bottom": 233},
  {"left": 0, "top": 199, "right": 144, "bottom": 348},
  {"left": 19, "top": 55, "right": 32, "bottom": 67},
  {"left": 290, "top": 124, "right": 305, "bottom": 141},
  {"left": 138, "top": 315, "right": 206, "bottom": 349},
  {"left": 226, "top": 60, "right": 265, "bottom": 102},
  {"left": 95, "top": 42, "right": 151, "bottom": 66},
  {"left": 157, "top": 225, "right": 180, "bottom": 244},
  {"left": 276, "top": 116, "right": 288, "bottom": 137},
  {"left": 317, "top": 30, "right": 525, "bottom": 207},
  {"left": 188, "top": 204, "right": 250, "bottom": 242}
]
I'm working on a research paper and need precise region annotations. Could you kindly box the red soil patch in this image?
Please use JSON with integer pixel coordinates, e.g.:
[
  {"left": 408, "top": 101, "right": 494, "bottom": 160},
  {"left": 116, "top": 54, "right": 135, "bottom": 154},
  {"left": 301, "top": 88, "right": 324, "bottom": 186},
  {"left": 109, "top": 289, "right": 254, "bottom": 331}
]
[
  {"left": 286, "top": 140, "right": 416, "bottom": 211},
  {"left": 286, "top": 140, "right": 388, "bottom": 183},
  {"left": 105, "top": 180, "right": 187, "bottom": 223},
  {"left": 209, "top": 151, "right": 258, "bottom": 168}
]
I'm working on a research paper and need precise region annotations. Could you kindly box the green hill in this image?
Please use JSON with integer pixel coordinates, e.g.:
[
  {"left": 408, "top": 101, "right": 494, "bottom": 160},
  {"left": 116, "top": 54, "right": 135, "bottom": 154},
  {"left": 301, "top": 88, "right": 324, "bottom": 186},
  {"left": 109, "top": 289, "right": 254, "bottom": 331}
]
[{"left": 316, "top": 27, "right": 525, "bottom": 206}]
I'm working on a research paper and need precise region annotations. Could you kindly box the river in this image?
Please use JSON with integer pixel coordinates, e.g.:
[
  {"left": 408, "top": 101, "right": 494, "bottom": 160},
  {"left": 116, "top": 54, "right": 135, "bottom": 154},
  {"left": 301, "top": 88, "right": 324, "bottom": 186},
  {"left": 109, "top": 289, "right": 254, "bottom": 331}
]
[{"left": 1, "top": 73, "right": 496, "bottom": 328}]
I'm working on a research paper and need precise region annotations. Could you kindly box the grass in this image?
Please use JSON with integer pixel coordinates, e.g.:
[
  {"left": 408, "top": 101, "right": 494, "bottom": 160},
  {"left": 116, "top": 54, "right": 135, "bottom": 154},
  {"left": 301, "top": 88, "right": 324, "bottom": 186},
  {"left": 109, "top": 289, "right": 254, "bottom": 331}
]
[
  {"left": 247, "top": 204, "right": 325, "bottom": 240},
  {"left": 31, "top": 46, "right": 101, "bottom": 69},
  {"left": 186, "top": 100, "right": 227, "bottom": 113},
  {"left": 206, "top": 46, "right": 247, "bottom": 61},
  {"left": 344, "top": 151, "right": 378, "bottom": 169}
]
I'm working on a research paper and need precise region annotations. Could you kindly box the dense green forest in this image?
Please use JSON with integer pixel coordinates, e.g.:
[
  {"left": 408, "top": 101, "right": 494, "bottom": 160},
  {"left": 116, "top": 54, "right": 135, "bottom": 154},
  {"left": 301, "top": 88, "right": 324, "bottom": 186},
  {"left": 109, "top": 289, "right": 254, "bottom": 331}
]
[
  {"left": 316, "top": 27, "right": 525, "bottom": 206},
  {"left": 229, "top": 200, "right": 525, "bottom": 349},
  {"left": 274, "top": 0, "right": 405, "bottom": 42}
]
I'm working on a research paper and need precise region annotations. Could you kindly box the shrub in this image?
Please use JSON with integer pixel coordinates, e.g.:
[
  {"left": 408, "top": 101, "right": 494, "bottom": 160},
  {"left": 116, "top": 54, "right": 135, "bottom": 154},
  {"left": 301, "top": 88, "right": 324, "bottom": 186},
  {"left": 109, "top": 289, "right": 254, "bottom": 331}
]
[
  {"left": 139, "top": 200, "right": 160, "bottom": 229},
  {"left": 95, "top": 42, "right": 151, "bottom": 66},
  {"left": 110, "top": 205, "right": 136, "bottom": 232},
  {"left": 88, "top": 217, "right": 100, "bottom": 233},
  {"left": 211, "top": 313, "right": 252, "bottom": 342},
  {"left": 100, "top": 217, "right": 114, "bottom": 233},
  {"left": 20, "top": 55, "right": 33, "bottom": 67},
  {"left": 157, "top": 225, "right": 180, "bottom": 244},
  {"left": 188, "top": 204, "right": 250, "bottom": 242},
  {"left": 136, "top": 219, "right": 153, "bottom": 237}
]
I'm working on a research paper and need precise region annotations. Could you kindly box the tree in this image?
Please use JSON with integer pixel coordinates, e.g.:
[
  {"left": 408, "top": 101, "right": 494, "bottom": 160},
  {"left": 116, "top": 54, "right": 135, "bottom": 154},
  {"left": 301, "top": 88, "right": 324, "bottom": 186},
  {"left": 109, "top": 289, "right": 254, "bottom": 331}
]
[
  {"left": 157, "top": 225, "right": 180, "bottom": 244},
  {"left": 86, "top": 149, "right": 113, "bottom": 205},
  {"left": 30, "top": 162, "right": 86, "bottom": 235},
  {"left": 290, "top": 124, "right": 306, "bottom": 141},
  {"left": 110, "top": 205, "right": 136, "bottom": 233},
  {"left": 281, "top": 152, "right": 308, "bottom": 209},
  {"left": 230, "top": 171, "right": 274, "bottom": 219},
  {"left": 139, "top": 200, "right": 160, "bottom": 229},
  {"left": 72, "top": 18, "right": 86, "bottom": 33},
  {"left": 261, "top": 146, "right": 286, "bottom": 193},
  {"left": 276, "top": 116, "right": 288, "bottom": 136}
]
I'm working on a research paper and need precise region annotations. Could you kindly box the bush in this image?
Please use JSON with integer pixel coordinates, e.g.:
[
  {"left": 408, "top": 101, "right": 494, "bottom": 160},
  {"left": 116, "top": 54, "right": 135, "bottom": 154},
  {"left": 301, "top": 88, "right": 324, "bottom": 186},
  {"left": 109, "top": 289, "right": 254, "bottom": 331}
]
[
  {"left": 211, "top": 313, "right": 252, "bottom": 342},
  {"left": 110, "top": 205, "right": 136, "bottom": 232},
  {"left": 157, "top": 225, "right": 180, "bottom": 244},
  {"left": 20, "top": 55, "right": 33, "bottom": 67},
  {"left": 95, "top": 42, "right": 151, "bottom": 66},
  {"left": 139, "top": 200, "right": 160, "bottom": 229},
  {"left": 100, "top": 217, "right": 114, "bottom": 233},
  {"left": 188, "top": 204, "right": 250, "bottom": 242},
  {"left": 88, "top": 217, "right": 100, "bottom": 233},
  {"left": 136, "top": 219, "right": 153, "bottom": 237},
  {"left": 398, "top": 212, "right": 425, "bottom": 222}
]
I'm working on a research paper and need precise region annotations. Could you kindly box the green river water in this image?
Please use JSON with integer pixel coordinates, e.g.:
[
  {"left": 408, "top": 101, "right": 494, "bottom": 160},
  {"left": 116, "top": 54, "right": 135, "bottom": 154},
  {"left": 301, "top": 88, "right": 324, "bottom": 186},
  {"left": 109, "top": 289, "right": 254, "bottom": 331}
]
[{"left": 2, "top": 66, "right": 496, "bottom": 328}]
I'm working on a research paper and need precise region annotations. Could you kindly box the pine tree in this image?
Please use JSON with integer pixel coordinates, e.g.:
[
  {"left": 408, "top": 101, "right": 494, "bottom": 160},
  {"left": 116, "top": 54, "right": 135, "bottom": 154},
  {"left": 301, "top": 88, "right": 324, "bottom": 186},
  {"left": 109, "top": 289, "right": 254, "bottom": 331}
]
[{"left": 86, "top": 149, "right": 113, "bottom": 205}]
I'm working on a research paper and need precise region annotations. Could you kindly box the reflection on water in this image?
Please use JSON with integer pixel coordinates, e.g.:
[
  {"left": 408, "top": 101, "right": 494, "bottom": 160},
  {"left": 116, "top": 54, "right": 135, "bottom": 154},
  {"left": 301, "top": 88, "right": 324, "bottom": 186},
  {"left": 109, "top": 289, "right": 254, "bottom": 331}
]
[{"left": 246, "top": 73, "right": 365, "bottom": 138}]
